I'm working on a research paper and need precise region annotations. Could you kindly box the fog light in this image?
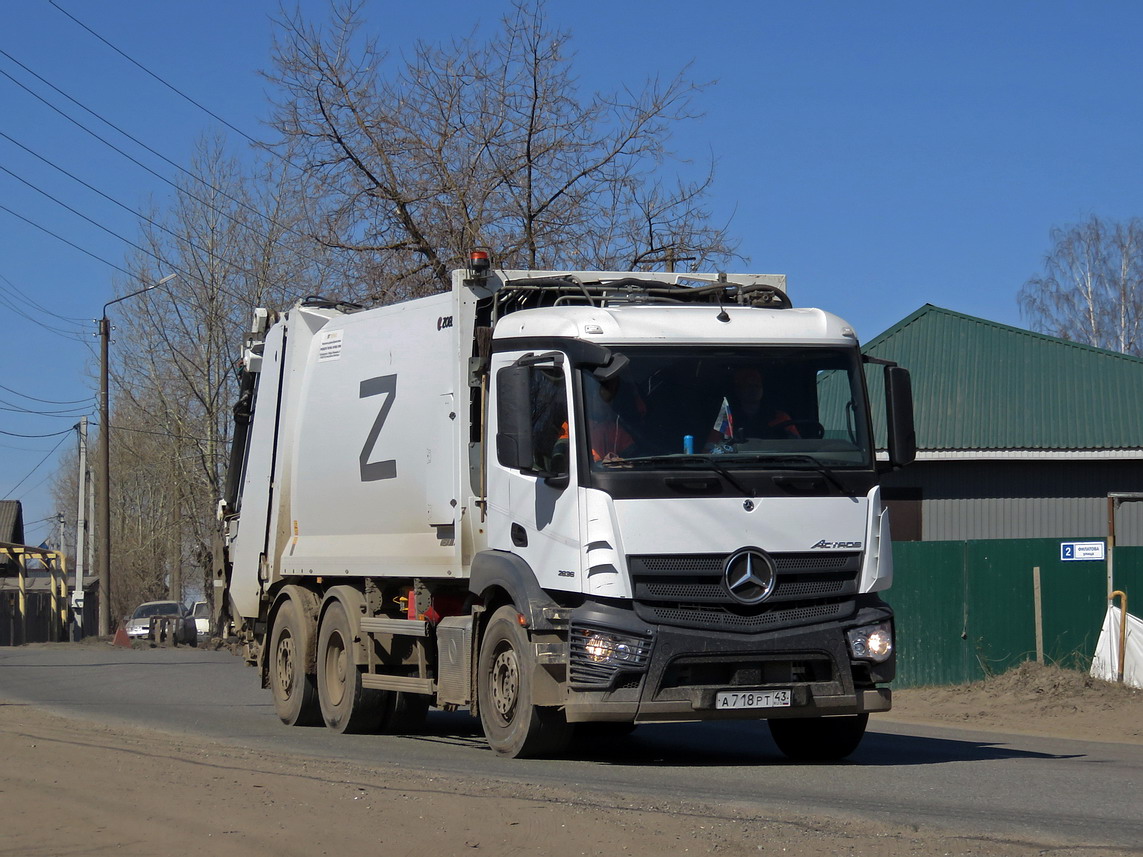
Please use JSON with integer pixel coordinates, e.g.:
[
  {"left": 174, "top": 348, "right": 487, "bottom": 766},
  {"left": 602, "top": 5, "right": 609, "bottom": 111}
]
[{"left": 847, "top": 622, "right": 894, "bottom": 663}]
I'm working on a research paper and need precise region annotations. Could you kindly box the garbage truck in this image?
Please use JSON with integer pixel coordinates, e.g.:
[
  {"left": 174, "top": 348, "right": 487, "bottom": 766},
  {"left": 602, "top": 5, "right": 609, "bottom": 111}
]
[{"left": 216, "top": 255, "right": 915, "bottom": 759}]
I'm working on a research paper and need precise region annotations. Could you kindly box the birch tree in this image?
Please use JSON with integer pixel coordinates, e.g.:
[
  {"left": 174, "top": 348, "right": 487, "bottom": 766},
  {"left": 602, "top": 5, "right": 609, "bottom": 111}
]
[{"left": 1019, "top": 216, "right": 1143, "bottom": 355}]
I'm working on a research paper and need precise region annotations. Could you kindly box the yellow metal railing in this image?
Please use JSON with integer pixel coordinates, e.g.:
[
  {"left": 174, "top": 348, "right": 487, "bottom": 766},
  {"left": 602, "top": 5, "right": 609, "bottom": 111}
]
[
  {"left": 1109, "top": 590, "right": 1129, "bottom": 683},
  {"left": 1, "top": 540, "right": 68, "bottom": 644}
]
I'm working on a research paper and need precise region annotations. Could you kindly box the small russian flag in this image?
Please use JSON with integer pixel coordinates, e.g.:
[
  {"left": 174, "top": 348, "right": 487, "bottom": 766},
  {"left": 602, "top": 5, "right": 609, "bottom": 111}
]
[{"left": 712, "top": 397, "right": 734, "bottom": 439}]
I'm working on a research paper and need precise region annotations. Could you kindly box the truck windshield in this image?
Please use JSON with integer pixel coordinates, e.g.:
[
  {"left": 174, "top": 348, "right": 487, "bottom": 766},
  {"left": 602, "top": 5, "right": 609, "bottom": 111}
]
[{"left": 579, "top": 346, "right": 872, "bottom": 472}]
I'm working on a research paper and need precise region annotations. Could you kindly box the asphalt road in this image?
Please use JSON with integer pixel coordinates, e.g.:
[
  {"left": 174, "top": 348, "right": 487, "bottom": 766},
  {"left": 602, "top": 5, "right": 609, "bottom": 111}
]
[{"left": 3, "top": 642, "right": 1141, "bottom": 850}]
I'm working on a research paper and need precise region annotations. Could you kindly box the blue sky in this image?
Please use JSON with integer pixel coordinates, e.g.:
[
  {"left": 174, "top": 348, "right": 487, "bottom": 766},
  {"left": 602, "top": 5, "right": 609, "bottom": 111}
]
[{"left": 3, "top": 0, "right": 1143, "bottom": 541}]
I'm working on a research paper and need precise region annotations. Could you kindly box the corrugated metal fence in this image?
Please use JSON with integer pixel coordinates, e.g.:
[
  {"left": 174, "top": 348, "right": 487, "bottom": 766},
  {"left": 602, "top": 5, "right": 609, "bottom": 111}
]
[
  {"left": 1, "top": 590, "right": 99, "bottom": 646},
  {"left": 893, "top": 539, "right": 1143, "bottom": 687}
]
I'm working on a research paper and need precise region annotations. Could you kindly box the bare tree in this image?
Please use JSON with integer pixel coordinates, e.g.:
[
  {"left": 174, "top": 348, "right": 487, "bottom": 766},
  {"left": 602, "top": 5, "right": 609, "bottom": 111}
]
[
  {"left": 68, "top": 1, "right": 745, "bottom": 619},
  {"left": 102, "top": 137, "right": 322, "bottom": 617},
  {"left": 1019, "top": 216, "right": 1143, "bottom": 355},
  {"left": 265, "top": 0, "right": 740, "bottom": 302}
]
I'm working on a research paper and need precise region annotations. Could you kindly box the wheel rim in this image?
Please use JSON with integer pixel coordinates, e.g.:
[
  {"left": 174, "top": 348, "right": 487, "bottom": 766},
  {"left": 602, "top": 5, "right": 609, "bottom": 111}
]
[
  {"left": 489, "top": 642, "right": 520, "bottom": 724},
  {"left": 275, "top": 631, "right": 295, "bottom": 697},
  {"left": 323, "top": 630, "right": 348, "bottom": 707}
]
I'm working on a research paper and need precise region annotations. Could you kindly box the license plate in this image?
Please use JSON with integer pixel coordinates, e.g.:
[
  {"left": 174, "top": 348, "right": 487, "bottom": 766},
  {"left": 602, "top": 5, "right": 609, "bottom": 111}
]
[{"left": 715, "top": 689, "right": 792, "bottom": 710}]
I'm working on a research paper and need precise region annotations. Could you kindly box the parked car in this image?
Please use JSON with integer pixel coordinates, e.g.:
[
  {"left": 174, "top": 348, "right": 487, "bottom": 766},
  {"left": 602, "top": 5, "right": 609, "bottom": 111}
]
[
  {"left": 124, "top": 601, "right": 197, "bottom": 645},
  {"left": 190, "top": 600, "right": 211, "bottom": 637}
]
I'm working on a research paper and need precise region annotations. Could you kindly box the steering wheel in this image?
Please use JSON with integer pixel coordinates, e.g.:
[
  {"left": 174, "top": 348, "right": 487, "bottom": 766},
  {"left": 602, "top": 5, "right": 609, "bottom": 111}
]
[{"left": 770, "top": 419, "right": 825, "bottom": 440}]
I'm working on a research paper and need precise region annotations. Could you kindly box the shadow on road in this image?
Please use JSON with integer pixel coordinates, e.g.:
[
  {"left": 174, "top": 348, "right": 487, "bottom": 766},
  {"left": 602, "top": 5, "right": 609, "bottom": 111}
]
[{"left": 398, "top": 712, "right": 1085, "bottom": 767}]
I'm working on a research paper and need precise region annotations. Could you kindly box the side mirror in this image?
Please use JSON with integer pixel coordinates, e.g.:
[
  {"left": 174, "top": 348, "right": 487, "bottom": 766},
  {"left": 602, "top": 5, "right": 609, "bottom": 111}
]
[
  {"left": 495, "top": 365, "right": 534, "bottom": 471},
  {"left": 884, "top": 366, "right": 916, "bottom": 468}
]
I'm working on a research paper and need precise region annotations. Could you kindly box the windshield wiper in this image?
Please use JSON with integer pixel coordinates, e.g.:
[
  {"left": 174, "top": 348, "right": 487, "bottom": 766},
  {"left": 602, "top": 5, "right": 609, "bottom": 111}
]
[
  {"left": 742, "top": 454, "right": 853, "bottom": 494},
  {"left": 617, "top": 454, "right": 754, "bottom": 496}
]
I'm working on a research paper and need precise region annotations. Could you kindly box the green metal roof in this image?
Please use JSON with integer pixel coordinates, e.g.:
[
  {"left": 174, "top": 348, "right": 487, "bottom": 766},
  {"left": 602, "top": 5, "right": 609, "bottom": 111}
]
[{"left": 863, "top": 305, "right": 1143, "bottom": 452}]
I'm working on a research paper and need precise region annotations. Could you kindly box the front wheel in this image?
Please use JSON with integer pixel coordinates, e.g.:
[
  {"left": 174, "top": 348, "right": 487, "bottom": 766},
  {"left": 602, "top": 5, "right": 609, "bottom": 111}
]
[
  {"left": 768, "top": 714, "right": 869, "bottom": 761},
  {"left": 477, "top": 605, "right": 572, "bottom": 758}
]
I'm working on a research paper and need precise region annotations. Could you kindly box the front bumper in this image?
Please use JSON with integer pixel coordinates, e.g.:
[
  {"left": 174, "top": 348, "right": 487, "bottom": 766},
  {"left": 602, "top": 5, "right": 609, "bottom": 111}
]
[{"left": 561, "top": 597, "right": 893, "bottom": 723}]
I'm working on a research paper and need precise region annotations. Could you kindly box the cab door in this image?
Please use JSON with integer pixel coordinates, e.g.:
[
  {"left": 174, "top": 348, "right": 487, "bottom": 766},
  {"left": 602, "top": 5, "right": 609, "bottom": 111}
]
[{"left": 486, "top": 351, "right": 583, "bottom": 593}]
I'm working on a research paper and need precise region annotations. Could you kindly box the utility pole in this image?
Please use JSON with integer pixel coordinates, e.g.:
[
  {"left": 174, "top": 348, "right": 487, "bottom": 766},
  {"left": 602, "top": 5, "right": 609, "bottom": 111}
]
[
  {"left": 73, "top": 417, "right": 87, "bottom": 640},
  {"left": 96, "top": 273, "right": 176, "bottom": 636},
  {"left": 97, "top": 319, "right": 110, "bottom": 636}
]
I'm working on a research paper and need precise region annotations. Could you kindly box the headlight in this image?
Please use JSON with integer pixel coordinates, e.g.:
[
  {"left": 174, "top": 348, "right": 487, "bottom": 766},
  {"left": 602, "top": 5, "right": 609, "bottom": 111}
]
[{"left": 847, "top": 622, "right": 893, "bottom": 663}]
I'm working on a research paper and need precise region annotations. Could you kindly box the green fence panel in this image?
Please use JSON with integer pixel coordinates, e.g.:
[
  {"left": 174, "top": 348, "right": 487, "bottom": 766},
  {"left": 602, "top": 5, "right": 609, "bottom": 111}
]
[
  {"left": 964, "top": 541, "right": 1029, "bottom": 680},
  {"left": 1111, "top": 546, "right": 1143, "bottom": 607},
  {"left": 1040, "top": 543, "right": 1114, "bottom": 670},
  {"left": 890, "top": 541, "right": 969, "bottom": 687},
  {"left": 966, "top": 539, "right": 1106, "bottom": 676},
  {"left": 891, "top": 537, "right": 1141, "bottom": 688}
]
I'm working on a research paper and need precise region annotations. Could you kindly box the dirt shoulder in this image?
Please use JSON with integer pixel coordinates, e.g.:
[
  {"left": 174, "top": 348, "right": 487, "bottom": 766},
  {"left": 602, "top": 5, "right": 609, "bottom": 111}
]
[
  {"left": 0, "top": 703, "right": 1119, "bottom": 857},
  {"left": 2, "top": 662, "right": 1140, "bottom": 857},
  {"left": 885, "top": 662, "right": 1143, "bottom": 745}
]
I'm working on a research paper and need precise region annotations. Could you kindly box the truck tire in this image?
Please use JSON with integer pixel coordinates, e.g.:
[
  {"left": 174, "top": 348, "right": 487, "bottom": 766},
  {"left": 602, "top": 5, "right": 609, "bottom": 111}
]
[
  {"left": 477, "top": 605, "right": 572, "bottom": 758},
  {"left": 317, "top": 599, "right": 386, "bottom": 733},
  {"left": 767, "top": 713, "right": 869, "bottom": 761},
  {"left": 269, "top": 596, "right": 321, "bottom": 726},
  {"left": 381, "top": 692, "right": 430, "bottom": 734}
]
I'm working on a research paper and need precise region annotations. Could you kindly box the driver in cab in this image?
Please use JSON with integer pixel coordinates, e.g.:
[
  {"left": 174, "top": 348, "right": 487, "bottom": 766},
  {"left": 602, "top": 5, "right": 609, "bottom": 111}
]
[{"left": 707, "top": 367, "right": 799, "bottom": 450}]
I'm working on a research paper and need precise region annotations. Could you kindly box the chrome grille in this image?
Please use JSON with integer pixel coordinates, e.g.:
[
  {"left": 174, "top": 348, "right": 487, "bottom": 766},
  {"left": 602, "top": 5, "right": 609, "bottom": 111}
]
[{"left": 627, "top": 551, "right": 861, "bottom": 634}]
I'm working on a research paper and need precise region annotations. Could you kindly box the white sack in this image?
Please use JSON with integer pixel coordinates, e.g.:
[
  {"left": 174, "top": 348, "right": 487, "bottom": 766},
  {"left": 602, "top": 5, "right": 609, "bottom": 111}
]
[{"left": 1090, "top": 604, "right": 1143, "bottom": 689}]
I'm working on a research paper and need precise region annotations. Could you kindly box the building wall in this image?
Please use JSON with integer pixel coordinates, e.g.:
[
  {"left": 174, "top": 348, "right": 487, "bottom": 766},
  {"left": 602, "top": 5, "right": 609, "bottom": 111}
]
[{"left": 881, "top": 460, "right": 1143, "bottom": 543}]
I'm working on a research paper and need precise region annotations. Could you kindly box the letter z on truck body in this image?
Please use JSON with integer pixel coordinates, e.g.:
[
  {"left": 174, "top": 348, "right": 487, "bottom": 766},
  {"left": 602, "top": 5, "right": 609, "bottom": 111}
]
[{"left": 217, "top": 263, "right": 915, "bottom": 758}]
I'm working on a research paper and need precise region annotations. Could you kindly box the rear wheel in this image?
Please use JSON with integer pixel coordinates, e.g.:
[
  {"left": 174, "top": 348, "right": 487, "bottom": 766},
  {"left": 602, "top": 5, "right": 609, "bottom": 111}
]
[
  {"left": 381, "top": 692, "right": 431, "bottom": 734},
  {"left": 768, "top": 714, "right": 869, "bottom": 761},
  {"left": 317, "top": 599, "right": 386, "bottom": 733},
  {"left": 477, "top": 605, "right": 572, "bottom": 758},
  {"left": 269, "top": 595, "right": 320, "bottom": 726}
]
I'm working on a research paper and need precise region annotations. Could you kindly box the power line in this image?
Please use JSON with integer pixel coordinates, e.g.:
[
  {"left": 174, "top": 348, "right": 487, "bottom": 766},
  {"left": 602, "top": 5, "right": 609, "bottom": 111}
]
[
  {"left": 0, "top": 164, "right": 180, "bottom": 274},
  {"left": 0, "top": 49, "right": 327, "bottom": 267},
  {"left": 25, "top": 514, "right": 63, "bottom": 527},
  {"left": 0, "top": 427, "right": 75, "bottom": 439},
  {"left": 0, "top": 288, "right": 90, "bottom": 342},
  {"left": 14, "top": 467, "right": 63, "bottom": 505},
  {"left": 0, "top": 164, "right": 261, "bottom": 307},
  {"left": 0, "top": 201, "right": 135, "bottom": 277},
  {"left": 0, "top": 270, "right": 87, "bottom": 325},
  {"left": 0, "top": 151, "right": 259, "bottom": 289},
  {"left": 3, "top": 430, "right": 70, "bottom": 498},
  {"left": 0, "top": 398, "right": 92, "bottom": 418},
  {"left": 0, "top": 276, "right": 89, "bottom": 342},
  {"left": 48, "top": 0, "right": 268, "bottom": 153},
  {"left": 0, "top": 382, "right": 92, "bottom": 407},
  {"left": 22, "top": 517, "right": 58, "bottom": 544},
  {"left": 83, "top": 417, "right": 226, "bottom": 446}
]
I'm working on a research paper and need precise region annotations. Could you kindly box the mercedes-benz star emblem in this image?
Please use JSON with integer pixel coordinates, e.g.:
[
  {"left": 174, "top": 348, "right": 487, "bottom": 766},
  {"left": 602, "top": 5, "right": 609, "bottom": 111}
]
[{"left": 723, "top": 548, "right": 777, "bottom": 605}]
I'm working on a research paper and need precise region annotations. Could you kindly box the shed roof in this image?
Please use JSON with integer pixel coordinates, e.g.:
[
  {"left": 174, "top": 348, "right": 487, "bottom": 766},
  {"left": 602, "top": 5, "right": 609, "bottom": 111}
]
[
  {"left": 0, "top": 500, "right": 24, "bottom": 544},
  {"left": 863, "top": 305, "right": 1143, "bottom": 453}
]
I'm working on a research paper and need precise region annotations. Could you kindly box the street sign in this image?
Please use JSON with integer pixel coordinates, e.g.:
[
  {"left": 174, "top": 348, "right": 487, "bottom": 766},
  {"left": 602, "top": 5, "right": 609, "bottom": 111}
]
[{"left": 1060, "top": 541, "right": 1106, "bottom": 561}]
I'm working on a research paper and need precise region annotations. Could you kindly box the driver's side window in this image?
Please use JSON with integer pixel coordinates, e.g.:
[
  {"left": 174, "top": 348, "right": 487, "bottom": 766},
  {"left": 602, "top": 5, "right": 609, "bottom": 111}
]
[{"left": 530, "top": 366, "right": 568, "bottom": 473}]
